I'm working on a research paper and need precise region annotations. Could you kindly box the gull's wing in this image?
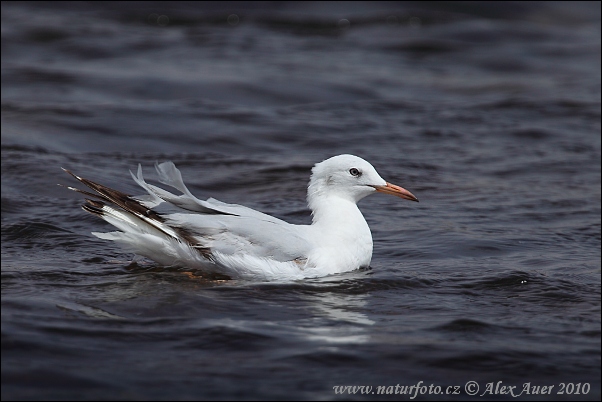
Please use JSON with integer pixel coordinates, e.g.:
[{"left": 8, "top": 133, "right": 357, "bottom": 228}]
[
  {"left": 63, "top": 163, "right": 313, "bottom": 268},
  {"left": 130, "top": 162, "right": 313, "bottom": 261},
  {"left": 166, "top": 212, "right": 313, "bottom": 263},
  {"left": 131, "top": 162, "right": 289, "bottom": 225}
]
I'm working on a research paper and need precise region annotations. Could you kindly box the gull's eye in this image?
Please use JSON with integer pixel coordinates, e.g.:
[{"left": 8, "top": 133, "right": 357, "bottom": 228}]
[{"left": 349, "top": 168, "right": 361, "bottom": 177}]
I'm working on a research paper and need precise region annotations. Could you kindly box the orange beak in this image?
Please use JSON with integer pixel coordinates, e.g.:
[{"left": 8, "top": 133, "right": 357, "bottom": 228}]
[{"left": 371, "top": 182, "right": 419, "bottom": 202}]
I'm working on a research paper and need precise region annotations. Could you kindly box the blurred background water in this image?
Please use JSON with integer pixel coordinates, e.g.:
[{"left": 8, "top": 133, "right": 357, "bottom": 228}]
[{"left": 1, "top": 1, "right": 600, "bottom": 400}]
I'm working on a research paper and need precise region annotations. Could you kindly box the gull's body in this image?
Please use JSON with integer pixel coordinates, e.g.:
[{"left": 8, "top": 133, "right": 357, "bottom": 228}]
[{"left": 64, "top": 155, "right": 418, "bottom": 281}]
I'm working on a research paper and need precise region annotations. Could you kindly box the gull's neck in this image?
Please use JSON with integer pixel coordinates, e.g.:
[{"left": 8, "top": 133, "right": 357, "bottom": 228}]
[
  {"left": 306, "top": 188, "right": 374, "bottom": 272},
  {"left": 307, "top": 183, "right": 372, "bottom": 242},
  {"left": 303, "top": 173, "right": 375, "bottom": 273}
]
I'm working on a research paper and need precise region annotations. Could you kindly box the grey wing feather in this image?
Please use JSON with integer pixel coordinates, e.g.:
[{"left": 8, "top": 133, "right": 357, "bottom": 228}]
[
  {"left": 132, "top": 162, "right": 291, "bottom": 225},
  {"left": 130, "top": 163, "right": 234, "bottom": 215},
  {"left": 168, "top": 213, "right": 313, "bottom": 263}
]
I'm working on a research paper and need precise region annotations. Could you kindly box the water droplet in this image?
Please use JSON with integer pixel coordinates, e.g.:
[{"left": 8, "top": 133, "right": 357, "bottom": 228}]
[
  {"left": 338, "top": 19, "right": 350, "bottom": 29},
  {"left": 228, "top": 14, "right": 239, "bottom": 26},
  {"left": 409, "top": 16, "right": 422, "bottom": 28},
  {"left": 157, "top": 15, "right": 169, "bottom": 27}
]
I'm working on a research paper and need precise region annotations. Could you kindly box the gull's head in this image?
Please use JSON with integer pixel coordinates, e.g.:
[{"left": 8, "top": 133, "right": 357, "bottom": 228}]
[{"left": 307, "top": 154, "right": 418, "bottom": 206}]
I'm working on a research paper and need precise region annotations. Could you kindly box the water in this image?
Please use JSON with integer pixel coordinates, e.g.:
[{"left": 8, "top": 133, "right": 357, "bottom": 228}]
[{"left": 1, "top": 1, "right": 600, "bottom": 400}]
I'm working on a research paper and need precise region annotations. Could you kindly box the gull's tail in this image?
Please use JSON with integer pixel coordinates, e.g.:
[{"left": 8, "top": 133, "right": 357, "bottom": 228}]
[{"left": 61, "top": 168, "right": 213, "bottom": 261}]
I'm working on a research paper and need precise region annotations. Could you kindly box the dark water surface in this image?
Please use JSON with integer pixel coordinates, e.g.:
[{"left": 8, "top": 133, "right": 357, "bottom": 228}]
[{"left": 2, "top": 1, "right": 600, "bottom": 400}]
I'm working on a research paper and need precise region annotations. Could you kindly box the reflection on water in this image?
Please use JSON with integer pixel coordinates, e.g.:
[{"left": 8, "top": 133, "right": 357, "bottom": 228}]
[{"left": 303, "top": 292, "right": 374, "bottom": 344}]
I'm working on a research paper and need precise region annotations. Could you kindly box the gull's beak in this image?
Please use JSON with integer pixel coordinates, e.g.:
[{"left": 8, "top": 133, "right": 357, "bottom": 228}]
[{"left": 371, "top": 182, "right": 419, "bottom": 202}]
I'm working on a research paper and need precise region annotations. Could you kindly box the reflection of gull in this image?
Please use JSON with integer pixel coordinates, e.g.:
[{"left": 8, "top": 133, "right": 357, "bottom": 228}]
[
  {"left": 303, "top": 290, "right": 375, "bottom": 344},
  {"left": 63, "top": 155, "right": 418, "bottom": 281}
]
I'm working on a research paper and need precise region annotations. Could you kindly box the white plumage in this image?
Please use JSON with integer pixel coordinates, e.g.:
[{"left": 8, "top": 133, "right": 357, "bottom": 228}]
[{"left": 64, "top": 154, "right": 418, "bottom": 281}]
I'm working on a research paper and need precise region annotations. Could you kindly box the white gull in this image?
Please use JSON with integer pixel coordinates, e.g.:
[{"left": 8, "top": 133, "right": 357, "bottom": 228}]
[{"left": 63, "top": 154, "right": 418, "bottom": 281}]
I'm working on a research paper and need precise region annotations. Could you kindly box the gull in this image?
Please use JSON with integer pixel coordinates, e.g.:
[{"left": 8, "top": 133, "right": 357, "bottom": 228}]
[{"left": 63, "top": 154, "right": 418, "bottom": 281}]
